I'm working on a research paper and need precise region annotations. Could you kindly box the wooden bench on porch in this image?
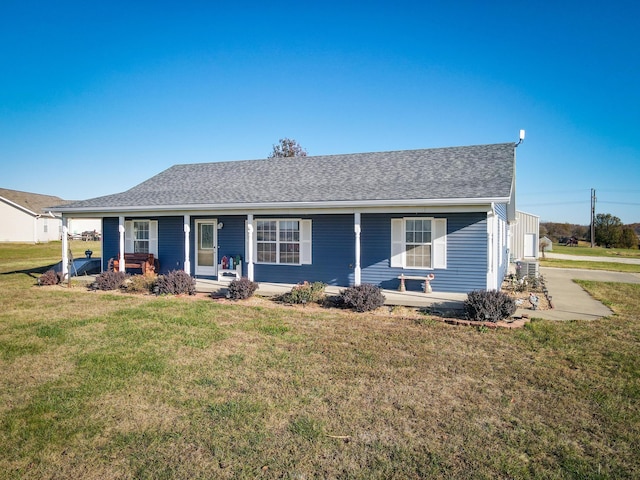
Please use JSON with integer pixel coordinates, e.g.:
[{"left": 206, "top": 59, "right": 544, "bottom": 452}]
[
  {"left": 397, "top": 273, "right": 435, "bottom": 293},
  {"left": 112, "top": 253, "right": 158, "bottom": 275}
]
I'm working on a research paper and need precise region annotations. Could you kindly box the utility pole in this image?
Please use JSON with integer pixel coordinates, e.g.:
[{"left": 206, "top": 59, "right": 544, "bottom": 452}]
[{"left": 590, "top": 188, "right": 596, "bottom": 248}]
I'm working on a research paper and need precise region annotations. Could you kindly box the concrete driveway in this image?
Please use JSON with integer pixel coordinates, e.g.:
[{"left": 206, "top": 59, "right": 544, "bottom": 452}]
[{"left": 518, "top": 266, "right": 640, "bottom": 321}]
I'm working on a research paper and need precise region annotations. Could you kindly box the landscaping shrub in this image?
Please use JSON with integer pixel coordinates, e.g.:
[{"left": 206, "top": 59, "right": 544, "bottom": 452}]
[
  {"left": 226, "top": 277, "right": 259, "bottom": 300},
  {"left": 94, "top": 271, "right": 128, "bottom": 291},
  {"left": 37, "top": 269, "right": 61, "bottom": 286},
  {"left": 156, "top": 270, "right": 196, "bottom": 295},
  {"left": 280, "top": 281, "right": 326, "bottom": 304},
  {"left": 340, "top": 284, "right": 386, "bottom": 312},
  {"left": 123, "top": 274, "right": 157, "bottom": 294},
  {"left": 464, "top": 289, "right": 516, "bottom": 322}
]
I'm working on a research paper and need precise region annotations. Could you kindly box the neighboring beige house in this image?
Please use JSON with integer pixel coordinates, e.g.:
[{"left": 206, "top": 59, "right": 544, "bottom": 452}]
[
  {"left": 510, "top": 210, "right": 540, "bottom": 261},
  {"left": 0, "top": 188, "right": 100, "bottom": 243}
]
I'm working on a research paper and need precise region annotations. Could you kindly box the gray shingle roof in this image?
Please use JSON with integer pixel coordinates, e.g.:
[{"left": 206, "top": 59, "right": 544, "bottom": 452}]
[{"left": 56, "top": 143, "right": 515, "bottom": 211}]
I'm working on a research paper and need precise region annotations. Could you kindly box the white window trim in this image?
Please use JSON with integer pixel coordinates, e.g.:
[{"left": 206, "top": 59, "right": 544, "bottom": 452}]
[
  {"left": 253, "top": 218, "right": 312, "bottom": 266},
  {"left": 124, "top": 219, "right": 158, "bottom": 257},
  {"left": 391, "top": 217, "right": 447, "bottom": 270}
]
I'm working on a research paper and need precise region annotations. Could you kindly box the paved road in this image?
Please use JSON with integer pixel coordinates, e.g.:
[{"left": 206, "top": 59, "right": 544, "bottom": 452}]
[{"left": 544, "top": 252, "right": 640, "bottom": 265}]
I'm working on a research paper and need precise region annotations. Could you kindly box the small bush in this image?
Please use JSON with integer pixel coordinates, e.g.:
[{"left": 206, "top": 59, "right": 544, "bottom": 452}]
[
  {"left": 464, "top": 290, "right": 516, "bottom": 322},
  {"left": 156, "top": 270, "right": 196, "bottom": 295},
  {"left": 281, "top": 281, "right": 326, "bottom": 304},
  {"left": 94, "top": 271, "right": 128, "bottom": 291},
  {"left": 38, "top": 269, "right": 61, "bottom": 286},
  {"left": 226, "top": 277, "right": 259, "bottom": 300},
  {"left": 123, "top": 274, "right": 157, "bottom": 294},
  {"left": 340, "top": 284, "right": 386, "bottom": 312}
]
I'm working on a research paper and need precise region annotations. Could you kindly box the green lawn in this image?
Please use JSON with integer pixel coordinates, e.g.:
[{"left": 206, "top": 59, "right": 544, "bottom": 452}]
[
  {"left": 539, "top": 258, "right": 640, "bottom": 273},
  {"left": 1, "top": 243, "right": 639, "bottom": 478},
  {"left": 540, "top": 244, "right": 640, "bottom": 273},
  {"left": 551, "top": 244, "right": 640, "bottom": 258}
]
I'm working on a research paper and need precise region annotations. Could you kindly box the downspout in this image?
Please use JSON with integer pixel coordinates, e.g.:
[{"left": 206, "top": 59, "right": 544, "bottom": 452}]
[{"left": 34, "top": 214, "right": 40, "bottom": 244}]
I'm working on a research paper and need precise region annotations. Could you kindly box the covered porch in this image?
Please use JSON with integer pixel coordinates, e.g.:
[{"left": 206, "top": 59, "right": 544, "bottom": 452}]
[{"left": 195, "top": 278, "right": 466, "bottom": 312}]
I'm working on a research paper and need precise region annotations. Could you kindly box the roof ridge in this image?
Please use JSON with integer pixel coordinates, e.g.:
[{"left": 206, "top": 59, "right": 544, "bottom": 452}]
[{"left": 171, "top": 142, "right": 517, "bottom": 168}]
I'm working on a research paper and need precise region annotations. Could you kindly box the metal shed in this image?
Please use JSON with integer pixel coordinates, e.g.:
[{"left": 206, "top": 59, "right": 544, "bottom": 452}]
[{"left": 510, "top": 211, "right": 540, "bottom": 260}]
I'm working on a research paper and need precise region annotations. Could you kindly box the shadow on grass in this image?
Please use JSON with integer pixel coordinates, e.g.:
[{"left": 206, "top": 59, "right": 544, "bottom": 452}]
[{"left": 1, "top": 263, "right": 58, "bottom": 278}]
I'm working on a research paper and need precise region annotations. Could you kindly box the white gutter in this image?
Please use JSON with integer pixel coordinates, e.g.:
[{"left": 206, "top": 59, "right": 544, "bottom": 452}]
[
  {"left": 0, "top": 196, "right": 39, "bottom": 217},
  {"left": 54, "top": 196, "right": 512, "bottom": 215}
]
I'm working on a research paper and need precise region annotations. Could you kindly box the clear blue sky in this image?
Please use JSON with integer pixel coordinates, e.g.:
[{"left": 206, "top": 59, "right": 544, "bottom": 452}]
[{"left": 1, "top": 1, "right": 638, "bottom": 224}]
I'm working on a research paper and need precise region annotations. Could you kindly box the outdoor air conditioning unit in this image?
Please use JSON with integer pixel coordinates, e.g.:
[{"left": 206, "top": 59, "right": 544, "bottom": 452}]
[
  {"left": 516, "top": 260, "right": 539, "bottom": 280},
  {"left": 522, "top": 261, "right": 539, "bottom": 277}
]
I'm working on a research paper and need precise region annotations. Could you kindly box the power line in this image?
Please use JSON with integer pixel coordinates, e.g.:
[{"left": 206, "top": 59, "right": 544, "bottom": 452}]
[
  {"left": 599, "top": 201, "right": 640, "bottom": 206},
  {"left": 519, "top": 201, "right": 586, "bottom": 207},
  {"left": 597, "top": 189, "right": 640, "bottom": 194}
]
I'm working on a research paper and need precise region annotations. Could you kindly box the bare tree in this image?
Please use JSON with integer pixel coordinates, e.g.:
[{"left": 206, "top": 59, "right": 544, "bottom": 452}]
[{"left": 268, "top": 138, "right": 307, "bottom": 158}]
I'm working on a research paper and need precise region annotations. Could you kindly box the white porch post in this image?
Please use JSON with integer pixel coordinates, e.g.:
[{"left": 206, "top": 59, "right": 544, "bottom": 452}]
[
  {"left": 247, "top": 214, "right": 254, "bottom": 281},
  {"left": 61, "top": 216, "right": 69, "bottom": 281},
  {"left": 183, "top": 215, "right": 191, "bottom": 275},
  {"left": 354, "top": 212, "right": 361, "bottom": 286},
  {"left": 118, "top": 216, "right": 126, "bottom": 273}
]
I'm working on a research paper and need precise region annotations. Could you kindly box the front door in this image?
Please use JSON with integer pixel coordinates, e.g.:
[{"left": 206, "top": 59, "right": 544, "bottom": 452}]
[{"left": 195, "top": 219, "right": 217, "bottom": 276}]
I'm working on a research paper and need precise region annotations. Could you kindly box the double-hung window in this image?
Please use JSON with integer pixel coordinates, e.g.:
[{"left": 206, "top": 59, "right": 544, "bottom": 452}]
[
  {"left": 405, "top": 219, "right": 432, "bottom": 268},
  {"left": 124, "top": 219, "right": 158, "bottom": 256},
  {"left": 391, "top": 217, "right": 447, "bottom": 269},
  {"left": 133, "top": 221, "right": 150, "bottom": 254},
  {"left": 254, "top": 219, "right": 312, "bottom": 265}
]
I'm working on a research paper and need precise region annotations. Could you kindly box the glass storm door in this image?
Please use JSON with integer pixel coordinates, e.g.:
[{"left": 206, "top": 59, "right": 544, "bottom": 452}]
[{"left": 195, "top": 219, "right": 217, "bottom": 276}]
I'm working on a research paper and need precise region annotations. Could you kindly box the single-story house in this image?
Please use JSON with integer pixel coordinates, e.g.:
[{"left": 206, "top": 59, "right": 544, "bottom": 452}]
[
  {"left": 53, "top": 142, "right": 520, "bottom": 293},
  {"left": 0, "top": 188, "right": 101, "bottom": 243},
  {"left": 510, "top": 210, "right": 540, "bottom": 261},
  {"left": 0, "top": 188, "right": 64, "bottom": 243}
]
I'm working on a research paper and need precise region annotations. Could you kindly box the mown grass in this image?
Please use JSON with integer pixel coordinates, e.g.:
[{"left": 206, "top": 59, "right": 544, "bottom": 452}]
[
  {"left": 539, "top": 258, "right": 640, "bottom": 273},
  {"left": 552, "top": 244, "right": 640, "bottom": 258},
  {"left": 1, "top": 243, "right": 639, "bottom": 478}
]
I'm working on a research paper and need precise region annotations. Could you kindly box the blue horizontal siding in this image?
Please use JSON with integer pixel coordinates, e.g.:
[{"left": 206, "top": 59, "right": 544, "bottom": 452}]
[
  {"left": 157, "top": 216, "right": 184, "bottom": 274},
  {"left": 190, "top": 215, "right": 246, "bottom": 279},
  {"left": 102, "top": 217, "right": 119, "bottom": 271},
  {"left": 360, "top": 212, "right": 487, "bottom": 293},
  {"left": 101, "top": 216, "right": 184, "bottom": 274},
  {"left": 494, "top": 203, "right": 509, "bottom": 288},
  {"left": 215, "top": 215, "right": 246, "bottom": 265},
  {"left": 102, "top": 211, "right": 490, "bottom": 293},
  {"left": 254, "top": 214, "right": 353, "bottom": 286}
]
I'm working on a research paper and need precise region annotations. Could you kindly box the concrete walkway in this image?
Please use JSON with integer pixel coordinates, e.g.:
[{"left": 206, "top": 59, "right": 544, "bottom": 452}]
[
  {"left": 517, "top": 267, "right": 640, "bottom": 320},
  {"left": 193, "top": 255, "right": 640, "bottom": 321},
  {"left": 196, "top": 279, "right": 467, "bottom": 312}
]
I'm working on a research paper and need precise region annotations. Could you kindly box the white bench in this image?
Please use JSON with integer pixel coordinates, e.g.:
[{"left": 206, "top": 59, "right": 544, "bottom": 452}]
[{"left": 397, "top": 273, "right": 435, "bottom": 293}]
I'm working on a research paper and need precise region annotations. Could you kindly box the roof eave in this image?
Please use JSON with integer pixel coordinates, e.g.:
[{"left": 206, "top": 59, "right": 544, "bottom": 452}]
[
  {"left": 0, "top": 196, "right": 39, "bottom": 217},
  {"left": 54, "top": 196, "right": 511, "bottom": 215}
]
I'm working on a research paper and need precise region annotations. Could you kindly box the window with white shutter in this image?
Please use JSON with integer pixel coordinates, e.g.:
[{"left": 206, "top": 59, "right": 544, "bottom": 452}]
[{"left": 390, "top": 217, "right": 447, "bottom": 269}]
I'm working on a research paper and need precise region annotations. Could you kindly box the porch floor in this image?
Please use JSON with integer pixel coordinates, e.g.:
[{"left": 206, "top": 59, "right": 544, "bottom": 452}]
[{"left": 195, "top": 279, "right": 466, "bottom": 312}]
